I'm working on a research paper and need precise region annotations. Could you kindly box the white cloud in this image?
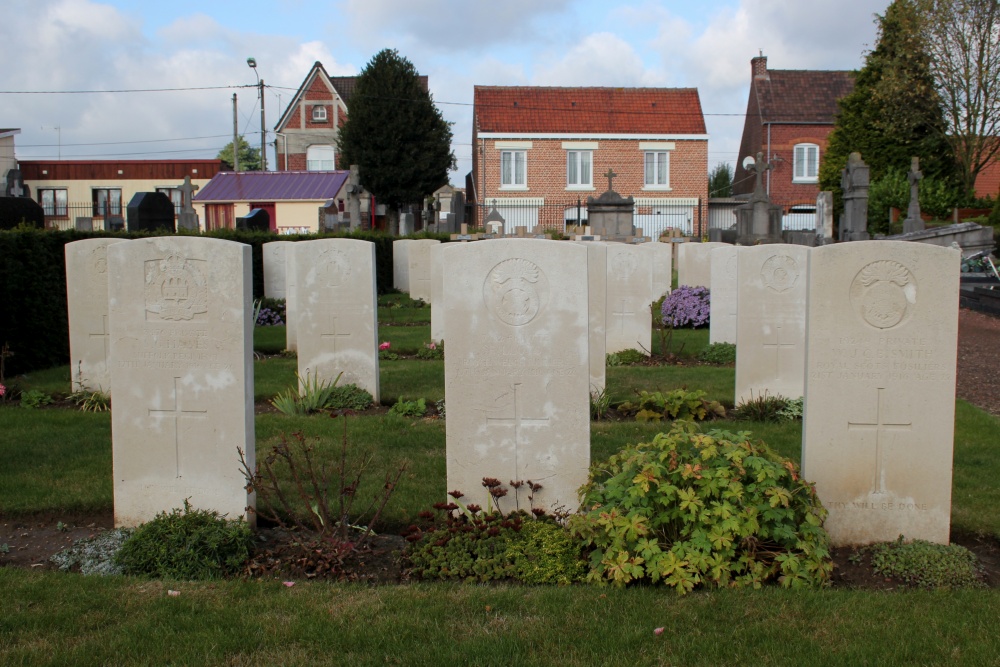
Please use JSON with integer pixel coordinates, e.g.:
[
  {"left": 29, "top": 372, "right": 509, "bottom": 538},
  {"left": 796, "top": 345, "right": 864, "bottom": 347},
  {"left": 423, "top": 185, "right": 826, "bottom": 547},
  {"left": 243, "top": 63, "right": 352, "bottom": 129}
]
[{"left": 532, "top": 33, "right": 660, "bottom": 87}]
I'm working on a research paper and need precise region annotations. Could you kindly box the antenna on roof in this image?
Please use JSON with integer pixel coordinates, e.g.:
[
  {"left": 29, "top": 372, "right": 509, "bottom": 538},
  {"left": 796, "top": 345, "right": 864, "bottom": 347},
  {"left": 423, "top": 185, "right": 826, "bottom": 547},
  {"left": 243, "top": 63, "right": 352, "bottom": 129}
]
[{"left": 759, "top": 49, "right": 763, "bottom": 57}]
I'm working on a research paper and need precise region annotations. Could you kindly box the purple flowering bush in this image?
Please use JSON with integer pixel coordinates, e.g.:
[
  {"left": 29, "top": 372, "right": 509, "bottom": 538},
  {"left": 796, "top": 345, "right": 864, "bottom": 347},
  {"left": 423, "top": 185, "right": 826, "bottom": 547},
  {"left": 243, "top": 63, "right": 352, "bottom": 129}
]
[{"left": 661, "top": 286, "right": 710, "bottom": 328}]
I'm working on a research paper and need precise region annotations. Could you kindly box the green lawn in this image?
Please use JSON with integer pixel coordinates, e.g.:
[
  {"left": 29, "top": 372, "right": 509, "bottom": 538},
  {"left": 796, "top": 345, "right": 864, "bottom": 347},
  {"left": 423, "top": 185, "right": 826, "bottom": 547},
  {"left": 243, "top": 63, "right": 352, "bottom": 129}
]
[{"left": 2, "top": 312, "right": 1000, "bottom": 665}]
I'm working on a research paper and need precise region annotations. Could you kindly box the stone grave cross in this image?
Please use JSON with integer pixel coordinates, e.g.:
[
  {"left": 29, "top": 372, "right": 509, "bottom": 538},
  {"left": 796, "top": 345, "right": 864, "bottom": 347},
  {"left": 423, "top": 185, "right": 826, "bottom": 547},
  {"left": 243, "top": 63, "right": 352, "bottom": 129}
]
[
  {"left": 847, "top": 387, "right": 913, "bottom": 495},
  {"left": 148, "top": 376, "right": 208, "bottom": 478},
  {"left": 903, "top": 157, "right": 924, "bottom": 234},
  {"left": 762, "top": 324, "right": 796, "bottom": 376},
  {"left": 604, "top": 168, "right": 618, "bottom": 192},
  {"left": 178, "top": 176, "right": 199, "bottom": 213},
  {"left": 487, "top": 383, "right": 551, "bottom": 474}
]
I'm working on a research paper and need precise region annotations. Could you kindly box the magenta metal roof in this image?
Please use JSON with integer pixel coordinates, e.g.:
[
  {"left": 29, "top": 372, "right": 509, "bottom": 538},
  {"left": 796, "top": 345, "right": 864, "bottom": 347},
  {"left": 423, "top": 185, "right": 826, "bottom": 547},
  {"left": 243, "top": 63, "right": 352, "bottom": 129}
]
[{"left": 194, "top": 170, "right": 348, "bottom": 202}]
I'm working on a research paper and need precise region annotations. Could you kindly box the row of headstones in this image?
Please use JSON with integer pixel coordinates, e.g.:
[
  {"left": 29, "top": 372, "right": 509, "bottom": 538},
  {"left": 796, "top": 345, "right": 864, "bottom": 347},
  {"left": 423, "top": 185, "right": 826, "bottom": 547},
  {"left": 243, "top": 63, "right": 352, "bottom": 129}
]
[
  {"left": 65, "top": 236, "right": 959, "bottom": 547},
  {"left": 683, "top": 240, "right": 959, "bottom": 545}
]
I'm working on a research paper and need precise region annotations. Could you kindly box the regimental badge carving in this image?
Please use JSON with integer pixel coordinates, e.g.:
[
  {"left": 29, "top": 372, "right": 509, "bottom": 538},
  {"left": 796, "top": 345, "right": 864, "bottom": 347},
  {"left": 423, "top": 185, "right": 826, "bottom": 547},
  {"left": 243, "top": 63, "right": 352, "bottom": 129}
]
[
  {"left": 760, "top": 255, "right": 799, "bottom": 293},
  {"left": 144, "top": 253, "right": 208, "bottom": 321},
  {"left": 850, "top": 260, "right": 916, "bottom": 330},
  {"left": 320, "top": 248, "right": 351, "bottom": 288},
  {"left": 610, "top": 250, "right": 638, "bottom": 279},
  {"left": 86, "top": 245, "right": 111, "bottom": 298},
  {"left": 484, "top": 258, "right": 548, "bottom": 326},
  {"left": 724, "top": 253, "right": 738, "bottom": 281}
]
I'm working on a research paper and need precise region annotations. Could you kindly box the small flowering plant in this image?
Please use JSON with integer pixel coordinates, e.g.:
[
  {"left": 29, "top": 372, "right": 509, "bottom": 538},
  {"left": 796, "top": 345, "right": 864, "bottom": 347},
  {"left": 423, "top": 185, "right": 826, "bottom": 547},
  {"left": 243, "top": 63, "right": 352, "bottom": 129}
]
[
  {"left": 416, "top": 340, "right": 443, "bottom": 360},
  {"left": 661, "top": 285, "right": 711, "bottom": 328},
  {"left": 378, "top": 341, "right": 391, "bottom": 351},
  {"left": 378, "top": 341, "right": 399, "bottom": 360}
]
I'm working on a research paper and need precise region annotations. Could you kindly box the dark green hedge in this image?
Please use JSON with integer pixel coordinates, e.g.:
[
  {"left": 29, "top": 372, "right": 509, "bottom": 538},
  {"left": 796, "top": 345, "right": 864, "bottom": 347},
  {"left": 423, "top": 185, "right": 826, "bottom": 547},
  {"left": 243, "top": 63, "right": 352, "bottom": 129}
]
[{"left": 0, "top": 229, "right": 447, "bottom": 375}]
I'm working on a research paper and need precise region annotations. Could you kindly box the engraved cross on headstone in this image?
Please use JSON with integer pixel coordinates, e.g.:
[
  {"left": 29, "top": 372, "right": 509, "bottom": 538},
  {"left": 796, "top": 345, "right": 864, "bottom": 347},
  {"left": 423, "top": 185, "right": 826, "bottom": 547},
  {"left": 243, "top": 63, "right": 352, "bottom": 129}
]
[
  {"left": 321, "top": 314, "right": 352, "bottom": 352},
  {"left": 487, "top": 383, "right": 551, "bottom": 475},
  {"left": 604, "top": 168, "right": 618, "bottom": 192},
  {"left": 848, "top": 387, "right": 913, "bottom": 495},
  {"left": 762, "top": 324, "right": 796, "bottom": 376},
  {"left": 612, "top": 298, "right": 635, "bottom": 335},
  {"left": 88, "top": 314, "right": 111, "bottom": 365},
  {"left": 148, "top": 377, "right": 208, "bottom": 478}
]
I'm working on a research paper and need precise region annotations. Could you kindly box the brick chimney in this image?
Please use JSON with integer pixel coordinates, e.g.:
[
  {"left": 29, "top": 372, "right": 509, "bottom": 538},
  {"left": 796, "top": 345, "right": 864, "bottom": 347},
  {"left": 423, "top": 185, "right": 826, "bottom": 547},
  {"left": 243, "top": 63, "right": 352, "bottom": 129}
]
[{"left": 752, "top": 54, "right": 768, "bottom": 81}]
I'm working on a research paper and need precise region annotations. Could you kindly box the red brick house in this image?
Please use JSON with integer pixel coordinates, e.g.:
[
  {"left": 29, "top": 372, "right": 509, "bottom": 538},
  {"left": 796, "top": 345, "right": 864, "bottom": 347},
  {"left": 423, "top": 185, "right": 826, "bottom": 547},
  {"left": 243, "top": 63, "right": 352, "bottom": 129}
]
[
  {"left": 733, "top": 56, "right": 854, "bottom": 213},
  {"left": 471, "top": 86, "right": 709, "bottom": 236},
  {"left": 273, "top": 61, "right": 428, "bottom": 173}
]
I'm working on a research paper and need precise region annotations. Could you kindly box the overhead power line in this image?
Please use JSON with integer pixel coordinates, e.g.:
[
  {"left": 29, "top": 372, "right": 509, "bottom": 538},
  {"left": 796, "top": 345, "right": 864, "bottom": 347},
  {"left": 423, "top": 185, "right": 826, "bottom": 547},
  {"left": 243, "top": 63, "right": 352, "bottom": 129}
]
[{"left": 0, "top": 84, "right": 256, "bottom": 94}]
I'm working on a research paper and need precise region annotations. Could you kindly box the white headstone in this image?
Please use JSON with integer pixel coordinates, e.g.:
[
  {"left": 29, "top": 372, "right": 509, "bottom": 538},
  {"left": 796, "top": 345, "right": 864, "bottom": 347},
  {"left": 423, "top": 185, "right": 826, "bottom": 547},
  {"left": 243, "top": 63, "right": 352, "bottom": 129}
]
[
  {"left": 285, "top": 244, "right": 298, "bottom": 352},
  {"left": 408, "top": 239, "right": 440, "bottom": 303},
  {"left": 709, "top": 246, "right": 740, "bottom": 345},
  {"left": 294, "top": 238, "right": 380, "bottom": 402},
  {"left": 430, "top": 242, "right": 456, "bottom": 344},
  {"left": 107, "top": 237, "right": 254, "bottom": 527},
  {"left": 575, "top": 242, "right": 608, "bottom": 395},
  {"left": 444, "top": 240, "right": 590, "bottom": 514},
  {"left": 802, "top": 241, "right": 959, "bottom": 546},
  {"left": 393, "top": 239, "right": 414, "bottom": 292},
  {"left": 641, "top": 240, "right": 674, "bottom": 301},
  {"left": 65, "top": 238, "right": 126, "bottom": 392},
  {"left": 677, "top": 242, "right": 729, "bottom": 288},
  {"left": 605, "top": 244, "right": 653, "bottom": 355},
  {"left": 734, "top": 245, "right": 809, "bottom": 405},
  {"left": 262, "top": 241, "right": 290, "bottom": 299}
]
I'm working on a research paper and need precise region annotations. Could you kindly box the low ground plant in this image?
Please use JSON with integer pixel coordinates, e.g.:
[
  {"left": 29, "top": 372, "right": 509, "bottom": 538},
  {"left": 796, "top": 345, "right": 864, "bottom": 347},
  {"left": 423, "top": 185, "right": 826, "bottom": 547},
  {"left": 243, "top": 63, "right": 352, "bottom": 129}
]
[
  {"left": 270, "top": 371, "right": 373, "bottom": 415},
  {"left": 616, "top": 389, "right": 725, "bottom": 422},
  {"left": 734, "top": 391, "right": 801, "bottom": 423},
  {"left": 113, "top": 500, "right": 252, "bottom": 579},
  {"left": 68, "top": 388, "right": 111, "bottom": 412},
  {"left": 254, "top": 297, "right": 286, "bottom": 327},
  {"left": 19, "top": 389, "right": 53, "bottom": 409},
  {"left": 606, "top": 349, "right": 649, "bottom": 366},
  {"left": 698, "top": 342, "right": 736, "bottom": 365},
  {"left": 389, "top": 397, "right": 426, "bottom": 417},
  {"left": 855, "top": 536, "right": 985, "bottom": 589},
  {"left": 240, "top": 417, "right": 408, "bottom": 573},
  {"left": 569, "top": 421, "right": 832, "bottom": 593},
  {"left": 415, "top": 341, "right": 443, "bottom": 360}
]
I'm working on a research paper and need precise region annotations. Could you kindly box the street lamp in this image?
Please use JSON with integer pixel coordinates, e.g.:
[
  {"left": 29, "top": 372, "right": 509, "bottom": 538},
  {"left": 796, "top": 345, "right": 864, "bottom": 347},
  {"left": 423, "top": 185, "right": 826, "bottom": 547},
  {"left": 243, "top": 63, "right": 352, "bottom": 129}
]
[{"left": 247, "top": 57, "right": 267, "bottom": 171}]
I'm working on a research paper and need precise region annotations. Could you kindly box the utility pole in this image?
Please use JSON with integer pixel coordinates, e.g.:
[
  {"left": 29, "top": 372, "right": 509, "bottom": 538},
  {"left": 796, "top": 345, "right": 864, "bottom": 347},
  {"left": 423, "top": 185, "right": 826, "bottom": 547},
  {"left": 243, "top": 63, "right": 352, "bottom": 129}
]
[
  {"left": 231, "top": 93, "right": 239, "bottom": 172},
  {"left": 259, "top": 78, "right": 267, "bottom": 171}
]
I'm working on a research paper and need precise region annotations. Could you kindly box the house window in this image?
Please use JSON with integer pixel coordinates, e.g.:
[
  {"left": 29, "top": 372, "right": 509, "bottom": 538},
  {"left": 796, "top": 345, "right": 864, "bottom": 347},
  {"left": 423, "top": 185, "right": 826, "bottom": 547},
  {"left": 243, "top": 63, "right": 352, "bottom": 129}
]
[
  {"left": 306, "top": 145, "right": 335, "bottom": 171},
  {"left": 312, "top": 105, "right": 328, "bottom": 122},
  {"left": 205, "top": 203, "right": 234, "bottom": 230},
  {"left": 92, "top": 188, "right": 122, "bottom": 217},
  {"left": 501, "top": 150, "right": 526, "bottom": 188},
  {"left": 644, "top": 151, "right": 670, "bottom": 188},
  {"left": 794, "top": 143, "right": 819, "bottom": 182},
  {"left": 39, "top": 188, "right": 67, "bottom": 216},
  {"left": 566, "top": 150, "right": 592, "bottom": 188},
  {"left": 156, "top": 187, "right": 182, "bottom": 215}
]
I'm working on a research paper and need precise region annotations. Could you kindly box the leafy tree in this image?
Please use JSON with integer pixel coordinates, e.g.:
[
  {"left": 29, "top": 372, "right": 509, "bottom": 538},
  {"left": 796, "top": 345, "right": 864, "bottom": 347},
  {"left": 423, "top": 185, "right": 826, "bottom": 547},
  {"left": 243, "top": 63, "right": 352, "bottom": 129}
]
[
  {"left": 708, "top": 162, "right": 733, "bottom": 198},
  {"left": 819, "top": 0, "right": 957, "bottom": 229},
  {"left": 920, "top": 0, "right": 1000, "bottom": 197},
  {"left": 217, "top": 136, "right": 261, "bottom": 171},
  {"left": 337, "top": 49, "right": 455, "bottom": 233}
]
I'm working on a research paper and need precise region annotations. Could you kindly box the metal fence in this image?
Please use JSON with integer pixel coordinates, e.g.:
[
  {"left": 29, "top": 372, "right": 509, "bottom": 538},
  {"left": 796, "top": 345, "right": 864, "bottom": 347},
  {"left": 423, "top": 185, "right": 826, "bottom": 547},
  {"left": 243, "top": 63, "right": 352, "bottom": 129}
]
[
  {"left": 41, "top": 201, "right": 187, "bottom": 231},
  {"left": 474, "top": 199, "right": 697, "bottom": 236}
]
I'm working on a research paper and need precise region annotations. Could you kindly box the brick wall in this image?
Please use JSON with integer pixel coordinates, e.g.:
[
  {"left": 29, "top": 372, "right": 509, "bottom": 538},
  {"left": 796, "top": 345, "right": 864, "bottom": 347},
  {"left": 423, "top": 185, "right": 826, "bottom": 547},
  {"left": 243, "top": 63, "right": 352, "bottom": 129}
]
[
  {"left": 764, "top": 125, "right": 833, "bottom": 210},
  {"left": 473, "top": 137, "right": 708, "bottom": 234},
  {"left": 276, "top": 73, "right": 343, "bottom": 171}
]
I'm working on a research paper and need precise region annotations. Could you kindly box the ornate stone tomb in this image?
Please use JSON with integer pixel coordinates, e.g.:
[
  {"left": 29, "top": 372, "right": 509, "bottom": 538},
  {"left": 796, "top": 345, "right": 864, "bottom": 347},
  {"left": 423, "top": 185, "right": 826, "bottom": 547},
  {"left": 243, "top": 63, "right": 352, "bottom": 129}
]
[
  {"left": 65, "top": 238, "right": 127, "bottom": 393},
  {"left": 734, "top": 245, "right": 809, "bottom": 404},
  {"left": 444, "top": 240, "right": 590, "bottom": 514},
  {"left": 294, "top": 239, "right": 379, "bottom": 402},
  {"left": 801, "top": 241, "right": 960, "bottom": 546},
  {"left": 107, "top": 237, "right": 254, "bottom": 527}
]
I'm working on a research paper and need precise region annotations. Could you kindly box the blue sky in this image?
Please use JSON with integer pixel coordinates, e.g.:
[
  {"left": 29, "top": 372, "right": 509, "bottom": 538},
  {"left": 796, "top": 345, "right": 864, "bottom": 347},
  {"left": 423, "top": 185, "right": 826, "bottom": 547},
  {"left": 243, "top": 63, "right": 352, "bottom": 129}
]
[{"left": 1, "top": 0, "right": 889, "bottom": 183}]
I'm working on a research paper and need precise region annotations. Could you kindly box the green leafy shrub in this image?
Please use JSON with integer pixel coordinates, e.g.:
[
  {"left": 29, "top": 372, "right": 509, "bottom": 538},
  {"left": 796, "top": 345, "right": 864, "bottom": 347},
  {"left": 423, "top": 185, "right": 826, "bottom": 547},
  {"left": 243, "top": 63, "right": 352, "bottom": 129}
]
[
  {"left": 271, "top": 371, "right": 373, "bottom": 415},
  {"left": 698, "top": 342, "right": 736, "bottom": 365},
  {"left": 415, "top": 341, "right": 443, "bottom": 360},
  {"left": 404, "top": 489, "right": 585, "bottom": 585},
  {"left": 568, "top": 422, "right": 832, "bottom": 593},
  {"left": 776, "top": 397, "right": 804, "bottom": 422},
  {"left": 616, "top": 389, "right": 725, "bottom": 423},
  {"left": 859, "top": 537, "right": 984, "bottom": 589},
  {"left": 389, "top": 397, "right": 426, "bottom": 417},
  {"left": 606, "top": 349, "right": 649, "bottom": 366},
  {"left": 20, "top": 389, "right": 53, "bottom": 409},
  {"left": 114, "top": 501, "right": 252, "bottom": 580}
]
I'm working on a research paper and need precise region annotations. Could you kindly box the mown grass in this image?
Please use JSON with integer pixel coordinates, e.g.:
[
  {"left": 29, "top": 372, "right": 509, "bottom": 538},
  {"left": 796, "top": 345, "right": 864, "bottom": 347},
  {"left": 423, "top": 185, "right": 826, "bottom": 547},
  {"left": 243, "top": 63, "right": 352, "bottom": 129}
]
[{"left": 2, "top": 570, "right": 1000, "bottom": 666}]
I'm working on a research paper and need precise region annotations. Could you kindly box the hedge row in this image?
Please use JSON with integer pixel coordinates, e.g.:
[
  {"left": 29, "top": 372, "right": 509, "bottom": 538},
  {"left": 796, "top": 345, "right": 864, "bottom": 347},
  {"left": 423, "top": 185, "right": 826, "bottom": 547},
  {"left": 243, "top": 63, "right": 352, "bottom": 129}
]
[{"left": 0, "top": 229, "right": 448, "bottom": 375}]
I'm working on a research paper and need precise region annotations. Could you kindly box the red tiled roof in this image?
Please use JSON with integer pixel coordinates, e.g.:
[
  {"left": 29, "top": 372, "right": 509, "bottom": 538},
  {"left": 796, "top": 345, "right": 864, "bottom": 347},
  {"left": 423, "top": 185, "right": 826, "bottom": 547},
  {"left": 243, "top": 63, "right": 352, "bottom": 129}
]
[
  {"left": 754, "top": 70, "right": 855, "bottom": 124},
  {"left": 474, "top": 86, "right": 706, "bottom": 134},
  {"left": 194, "top": 171, "right": 348, "bottom": 202}
]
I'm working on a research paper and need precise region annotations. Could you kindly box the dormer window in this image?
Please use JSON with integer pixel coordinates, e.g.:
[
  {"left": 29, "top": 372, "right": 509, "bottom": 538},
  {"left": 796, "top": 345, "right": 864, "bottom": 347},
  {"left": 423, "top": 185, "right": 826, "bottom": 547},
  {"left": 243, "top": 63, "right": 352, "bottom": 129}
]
[{"left": 312, "top": 105, "right": 328, "bottom": 122}]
